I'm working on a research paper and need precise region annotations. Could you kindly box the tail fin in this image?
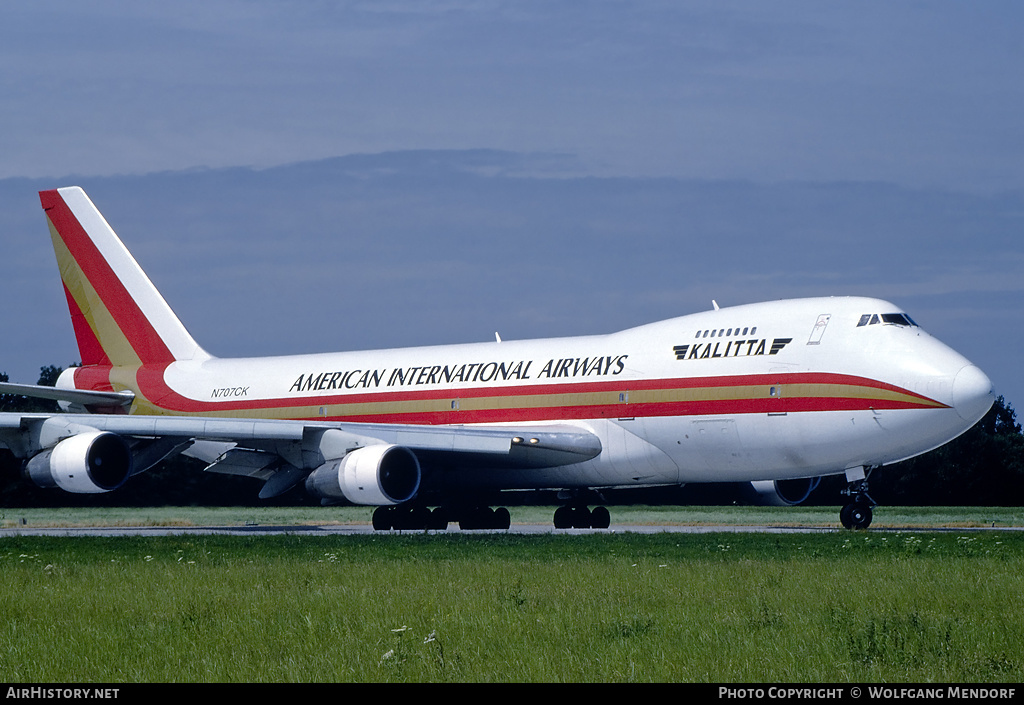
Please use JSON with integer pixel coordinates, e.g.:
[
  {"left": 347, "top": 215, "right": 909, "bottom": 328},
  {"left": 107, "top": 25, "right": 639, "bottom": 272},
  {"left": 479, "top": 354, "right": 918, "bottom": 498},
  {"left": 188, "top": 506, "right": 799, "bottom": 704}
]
[{"left": 40, "top": 186, "right": 210, "bottom": 368}]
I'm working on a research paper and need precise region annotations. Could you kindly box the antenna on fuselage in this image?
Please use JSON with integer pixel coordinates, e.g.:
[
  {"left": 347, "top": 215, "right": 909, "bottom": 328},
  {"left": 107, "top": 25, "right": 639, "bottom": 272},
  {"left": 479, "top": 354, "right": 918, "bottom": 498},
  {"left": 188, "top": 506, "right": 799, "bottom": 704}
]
[{"left": 712, "top": 300, "right": 720, "bottom": 311}]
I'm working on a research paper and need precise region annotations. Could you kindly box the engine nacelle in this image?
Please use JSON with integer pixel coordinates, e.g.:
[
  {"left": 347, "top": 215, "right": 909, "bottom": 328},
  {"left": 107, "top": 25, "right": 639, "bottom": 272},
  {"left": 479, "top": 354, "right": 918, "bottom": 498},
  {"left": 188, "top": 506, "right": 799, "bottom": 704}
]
[
  {"left": 24, "top": 431, "right": 133, "bottom": 493},
  {"left": 748, "top": 477, "right": 822, "bottom": 506},
  {"left": 304, "top": 444, "right": 421, "bottom": 506}
]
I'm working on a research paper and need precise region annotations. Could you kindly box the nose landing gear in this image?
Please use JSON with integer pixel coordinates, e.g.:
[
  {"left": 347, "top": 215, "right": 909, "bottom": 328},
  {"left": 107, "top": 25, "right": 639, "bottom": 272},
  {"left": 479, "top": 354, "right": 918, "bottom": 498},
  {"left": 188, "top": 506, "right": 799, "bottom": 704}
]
[{"left": 840, "top": 466, "right": 876, "bottom": 530}]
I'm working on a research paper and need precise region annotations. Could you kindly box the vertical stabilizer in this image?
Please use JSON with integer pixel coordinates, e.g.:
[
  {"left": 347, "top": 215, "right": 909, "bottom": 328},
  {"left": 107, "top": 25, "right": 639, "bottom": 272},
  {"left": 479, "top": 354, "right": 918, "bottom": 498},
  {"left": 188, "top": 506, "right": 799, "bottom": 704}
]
[{"left": 40, "top": 187, "right": 210, "bottom": 367}]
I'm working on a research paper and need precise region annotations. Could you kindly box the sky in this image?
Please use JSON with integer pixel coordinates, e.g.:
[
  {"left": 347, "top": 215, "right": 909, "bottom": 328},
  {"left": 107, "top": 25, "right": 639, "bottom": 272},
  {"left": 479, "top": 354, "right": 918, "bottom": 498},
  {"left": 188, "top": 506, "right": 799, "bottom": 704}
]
[{"left": 1, "top": 1, "right": 1022, "bottom": 409}]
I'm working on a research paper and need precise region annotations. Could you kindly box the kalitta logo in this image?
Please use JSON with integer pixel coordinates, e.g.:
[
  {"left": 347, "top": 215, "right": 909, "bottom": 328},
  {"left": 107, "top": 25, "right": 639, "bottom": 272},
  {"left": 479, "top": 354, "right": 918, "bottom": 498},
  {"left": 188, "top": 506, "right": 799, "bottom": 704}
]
[{"left": 673, "top": 338, "right": 793, "bottom": 361}]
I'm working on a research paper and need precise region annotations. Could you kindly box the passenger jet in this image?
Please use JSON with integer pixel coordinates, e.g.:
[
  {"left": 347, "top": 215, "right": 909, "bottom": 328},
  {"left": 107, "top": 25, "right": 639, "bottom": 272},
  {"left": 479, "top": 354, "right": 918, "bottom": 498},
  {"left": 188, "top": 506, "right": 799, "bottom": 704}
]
[{"left": 0, "top": 187, "right": 995, "bottom": 530}]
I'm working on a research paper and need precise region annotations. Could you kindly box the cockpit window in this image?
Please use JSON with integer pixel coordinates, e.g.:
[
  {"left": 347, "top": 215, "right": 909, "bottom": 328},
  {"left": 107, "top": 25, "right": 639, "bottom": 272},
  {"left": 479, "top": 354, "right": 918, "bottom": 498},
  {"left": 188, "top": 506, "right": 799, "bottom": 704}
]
[
  {"left": 858, "top": 313, "right": 918, "bottom": 327},
  {"left": 881, "top": 313, "right": 916, "bottom": 327}
]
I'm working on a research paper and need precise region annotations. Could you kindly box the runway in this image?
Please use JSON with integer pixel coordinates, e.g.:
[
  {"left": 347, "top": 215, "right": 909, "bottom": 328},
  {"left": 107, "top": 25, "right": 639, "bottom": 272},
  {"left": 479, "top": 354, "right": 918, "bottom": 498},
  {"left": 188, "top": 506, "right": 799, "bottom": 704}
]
[{"left": 2, "top": 522, "right": 1019, "bottom": 537}]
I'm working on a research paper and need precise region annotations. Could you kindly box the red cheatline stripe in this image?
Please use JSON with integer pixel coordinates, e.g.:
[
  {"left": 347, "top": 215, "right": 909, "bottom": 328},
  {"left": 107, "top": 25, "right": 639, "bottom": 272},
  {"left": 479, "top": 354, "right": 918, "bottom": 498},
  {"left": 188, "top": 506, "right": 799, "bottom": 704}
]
[
  {"left": 41, "top": 190, "right": 175, "bottom": 365},
  {"left": 119, "top": 365, "right": 945, "bottom": 421},
  {"left": 306, "top": 397, "right": 939, "bottom": 425}
]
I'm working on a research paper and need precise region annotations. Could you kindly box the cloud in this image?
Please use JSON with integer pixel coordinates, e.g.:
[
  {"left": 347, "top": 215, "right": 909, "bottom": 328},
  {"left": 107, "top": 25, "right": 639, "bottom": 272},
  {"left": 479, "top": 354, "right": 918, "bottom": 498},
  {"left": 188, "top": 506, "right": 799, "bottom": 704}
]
[
  {"left": 2, "top": 150, "right": 1020, "bottom": 402},
  {"left": 1, "top": 2, "right": 1022, "bottom": 192}
]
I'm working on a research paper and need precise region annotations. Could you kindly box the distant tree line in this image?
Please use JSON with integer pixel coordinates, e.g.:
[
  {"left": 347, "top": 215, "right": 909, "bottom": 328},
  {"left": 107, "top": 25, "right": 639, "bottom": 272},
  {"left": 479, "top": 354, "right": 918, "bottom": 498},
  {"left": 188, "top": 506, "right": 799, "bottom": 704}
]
[
  {"left": 869, "top": 394, "right": 1024, "bottom": 506},
  {"left": 667, "top": 394, "right": 1024, "bottom": 508},
  {"left": 0, "top": 365, "right": 64, "bottom": 412},
  {"left": 2, "top": 365, "right": 1023, "bottom": 508}
]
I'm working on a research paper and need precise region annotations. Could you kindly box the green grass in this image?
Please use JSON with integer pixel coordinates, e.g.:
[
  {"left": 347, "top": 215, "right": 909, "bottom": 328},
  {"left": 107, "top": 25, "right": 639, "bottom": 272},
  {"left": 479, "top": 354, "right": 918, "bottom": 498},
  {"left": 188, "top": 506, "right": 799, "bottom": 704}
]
[
  {"left": 2, "top": 504, "right": 1022, "bottom": 529},
  {"left": 1, "top": 531, "right": 1022, "bottom": 682}
]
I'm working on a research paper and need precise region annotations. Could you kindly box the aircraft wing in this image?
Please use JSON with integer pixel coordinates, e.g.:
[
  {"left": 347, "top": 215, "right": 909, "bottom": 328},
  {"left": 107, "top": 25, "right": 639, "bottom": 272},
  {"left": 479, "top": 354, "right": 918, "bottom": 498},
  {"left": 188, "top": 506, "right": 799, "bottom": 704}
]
[{"left": 0, "top": 411, "right": 602, "bottom": 502}]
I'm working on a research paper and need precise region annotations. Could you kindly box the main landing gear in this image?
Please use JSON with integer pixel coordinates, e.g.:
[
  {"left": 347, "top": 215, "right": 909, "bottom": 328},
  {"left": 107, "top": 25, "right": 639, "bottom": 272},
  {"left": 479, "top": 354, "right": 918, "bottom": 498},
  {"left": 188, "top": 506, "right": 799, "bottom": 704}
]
[
  {"left": 371, "top": 504, "right": 511, "bottom": 531},
  {"left": 840, "top": 466, "right": 877, "bottom": 530},
  {"left": 553, "top": 504, "right": 611, "bottom": 529},
  {"left": 370, "top": 496, "right": 615, "bottom": 531},
  {"left": 372, "top": 505, "right": 447, "bottom": 531},
  {"left": 551, "top": 490, "right": 611, "bottom": 529}
]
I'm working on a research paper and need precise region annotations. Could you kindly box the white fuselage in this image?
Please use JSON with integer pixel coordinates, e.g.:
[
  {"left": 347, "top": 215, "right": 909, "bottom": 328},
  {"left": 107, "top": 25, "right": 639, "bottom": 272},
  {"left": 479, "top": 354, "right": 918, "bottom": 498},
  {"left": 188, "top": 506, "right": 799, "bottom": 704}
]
[{"left": 74, "top": 296, "right": 993, "bottom": 492}]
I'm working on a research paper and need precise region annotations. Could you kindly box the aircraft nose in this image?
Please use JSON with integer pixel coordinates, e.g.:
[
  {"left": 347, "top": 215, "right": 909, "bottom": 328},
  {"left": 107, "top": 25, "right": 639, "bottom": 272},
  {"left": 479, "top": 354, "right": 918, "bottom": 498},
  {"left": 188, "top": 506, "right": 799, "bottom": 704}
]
[{"left": 952, "top": 364, "right": 995, "bottom": 424}]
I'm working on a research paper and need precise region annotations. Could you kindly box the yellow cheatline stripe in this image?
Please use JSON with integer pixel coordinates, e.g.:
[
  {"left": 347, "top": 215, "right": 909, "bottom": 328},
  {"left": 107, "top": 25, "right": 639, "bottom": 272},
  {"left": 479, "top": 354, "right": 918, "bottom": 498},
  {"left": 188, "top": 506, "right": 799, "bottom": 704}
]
[
  {"left": 130, "top": 378, "right": 942, "bottom": 421},
  {"left": 793, "top": 382, "right": 944, "bottom": 407}
]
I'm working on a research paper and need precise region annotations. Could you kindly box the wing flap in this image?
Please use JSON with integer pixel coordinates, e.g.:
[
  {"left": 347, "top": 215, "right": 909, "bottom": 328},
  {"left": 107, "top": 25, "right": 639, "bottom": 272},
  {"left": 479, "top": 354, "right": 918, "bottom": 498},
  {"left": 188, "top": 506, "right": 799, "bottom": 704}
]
[{"left": 203, "top": 448, "right": 279, "bottom": 477}]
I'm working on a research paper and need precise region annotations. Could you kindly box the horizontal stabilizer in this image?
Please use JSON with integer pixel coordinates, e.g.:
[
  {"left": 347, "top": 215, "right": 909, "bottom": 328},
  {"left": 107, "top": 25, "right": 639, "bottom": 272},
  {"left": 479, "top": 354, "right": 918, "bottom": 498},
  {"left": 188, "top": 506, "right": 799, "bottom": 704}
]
[{"left": 0, "top": 381, "right": 134, "bottom": 409}]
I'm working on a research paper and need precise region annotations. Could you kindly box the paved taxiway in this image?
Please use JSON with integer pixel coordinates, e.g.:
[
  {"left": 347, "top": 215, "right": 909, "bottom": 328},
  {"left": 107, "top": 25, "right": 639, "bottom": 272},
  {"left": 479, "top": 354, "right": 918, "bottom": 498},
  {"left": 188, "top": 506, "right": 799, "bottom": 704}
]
[{"left": 2, "top": 523, "right": 1020, "bottom": 537}]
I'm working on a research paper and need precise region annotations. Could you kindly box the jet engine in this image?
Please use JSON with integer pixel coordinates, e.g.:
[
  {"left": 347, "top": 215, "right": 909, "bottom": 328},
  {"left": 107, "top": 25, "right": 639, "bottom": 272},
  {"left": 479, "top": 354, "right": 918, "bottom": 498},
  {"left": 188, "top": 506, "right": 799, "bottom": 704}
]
[
  {"left": 304, "top": 444, "right": 421, "bottom": 506},
  {"left": 23, "top": 431, "right": 133, "bottom": 493},
  {"left": 748, "top": 477, "right": 821, "bottom": 506}
]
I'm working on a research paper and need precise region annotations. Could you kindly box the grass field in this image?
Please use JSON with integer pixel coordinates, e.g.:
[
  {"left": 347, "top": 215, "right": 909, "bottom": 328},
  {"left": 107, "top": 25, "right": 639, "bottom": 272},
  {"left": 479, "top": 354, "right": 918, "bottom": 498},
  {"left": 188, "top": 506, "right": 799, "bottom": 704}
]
[{"left": 1, "top": 516, "right": 1022, "bottom": 682}]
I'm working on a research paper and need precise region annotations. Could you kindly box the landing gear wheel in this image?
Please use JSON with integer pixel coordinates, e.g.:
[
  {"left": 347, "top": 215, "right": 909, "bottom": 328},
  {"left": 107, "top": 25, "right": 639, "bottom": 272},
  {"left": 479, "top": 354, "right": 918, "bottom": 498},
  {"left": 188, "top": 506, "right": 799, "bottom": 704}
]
[
  {"left": 457, "top": 506, "right": 511, "bottom": 530},
  {"left": 372, "top": 506, "right": 393, "bottom": 531},
  {"left": 372, "top": 505, "right": 446, "bottom": 531},
  {"left": 494, "top": 507, "right": 511, "bottom": 530},
  {"left": 402, "top": 506, "right": 429, "bottom": 530},
  {"left": 569, "top": 506, "right": 589, "bottom": 528},
  {"left": 840, "top": 467, "right": 878, "bottom": 530},
  {"left": 553, "top": 506, "right": 573, "bottom": 529},
  {"left": 552, "top": 505, "right": 611, "bottom": 529},
  {"left": 840, "top": 502, "right": 873, "bottom": 530},
  {"left": 459, "top": 507, "right": 488, "bottom": 530}
]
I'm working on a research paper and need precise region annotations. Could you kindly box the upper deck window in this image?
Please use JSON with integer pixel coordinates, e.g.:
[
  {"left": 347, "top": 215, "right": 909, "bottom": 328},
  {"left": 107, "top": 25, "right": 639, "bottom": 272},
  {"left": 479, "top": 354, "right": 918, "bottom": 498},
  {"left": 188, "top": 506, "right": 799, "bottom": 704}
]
[{"left": 695, "top": 326, "right": 757, "bottom": 338}]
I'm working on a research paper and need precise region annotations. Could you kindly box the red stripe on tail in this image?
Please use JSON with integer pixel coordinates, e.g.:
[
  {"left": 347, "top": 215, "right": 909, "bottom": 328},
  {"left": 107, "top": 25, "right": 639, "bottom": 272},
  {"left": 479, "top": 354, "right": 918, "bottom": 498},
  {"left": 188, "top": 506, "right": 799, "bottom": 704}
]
[{"left": 40, "top": 189, "right": 176, "bottom": 365}]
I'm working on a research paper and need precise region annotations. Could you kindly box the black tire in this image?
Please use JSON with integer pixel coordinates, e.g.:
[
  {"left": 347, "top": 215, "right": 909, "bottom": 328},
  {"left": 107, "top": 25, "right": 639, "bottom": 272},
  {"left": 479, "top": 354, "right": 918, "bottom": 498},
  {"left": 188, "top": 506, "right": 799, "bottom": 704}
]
[
  {"left": 372, "top": 506, "right": 393, "bottom": 531},
  {"left": 494, "top": 507, "right": 511, "bottom": 530},
  {"left": 459, "top": 507, "right": 490, "bottom": 531},
  {"left": 849, "top": 503, "right": 873, "bottom": 529},
  {"left": 591, "top": 506, "right": 611, "bottom": 529},
  {"left": 553, "top": 506, "right": 572, "bottom": 529},
  {"left": 396, "top": 506, "right": 429, "bottom": 530},
  {"left": 840, "top": 502, "right": 873, "bottom": 530},
  {"left": 839, "top": 503, "right": 852, "bottom": 529},
  {"left": 570, "top": 506, "right": 591, "bottom": 529}
]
